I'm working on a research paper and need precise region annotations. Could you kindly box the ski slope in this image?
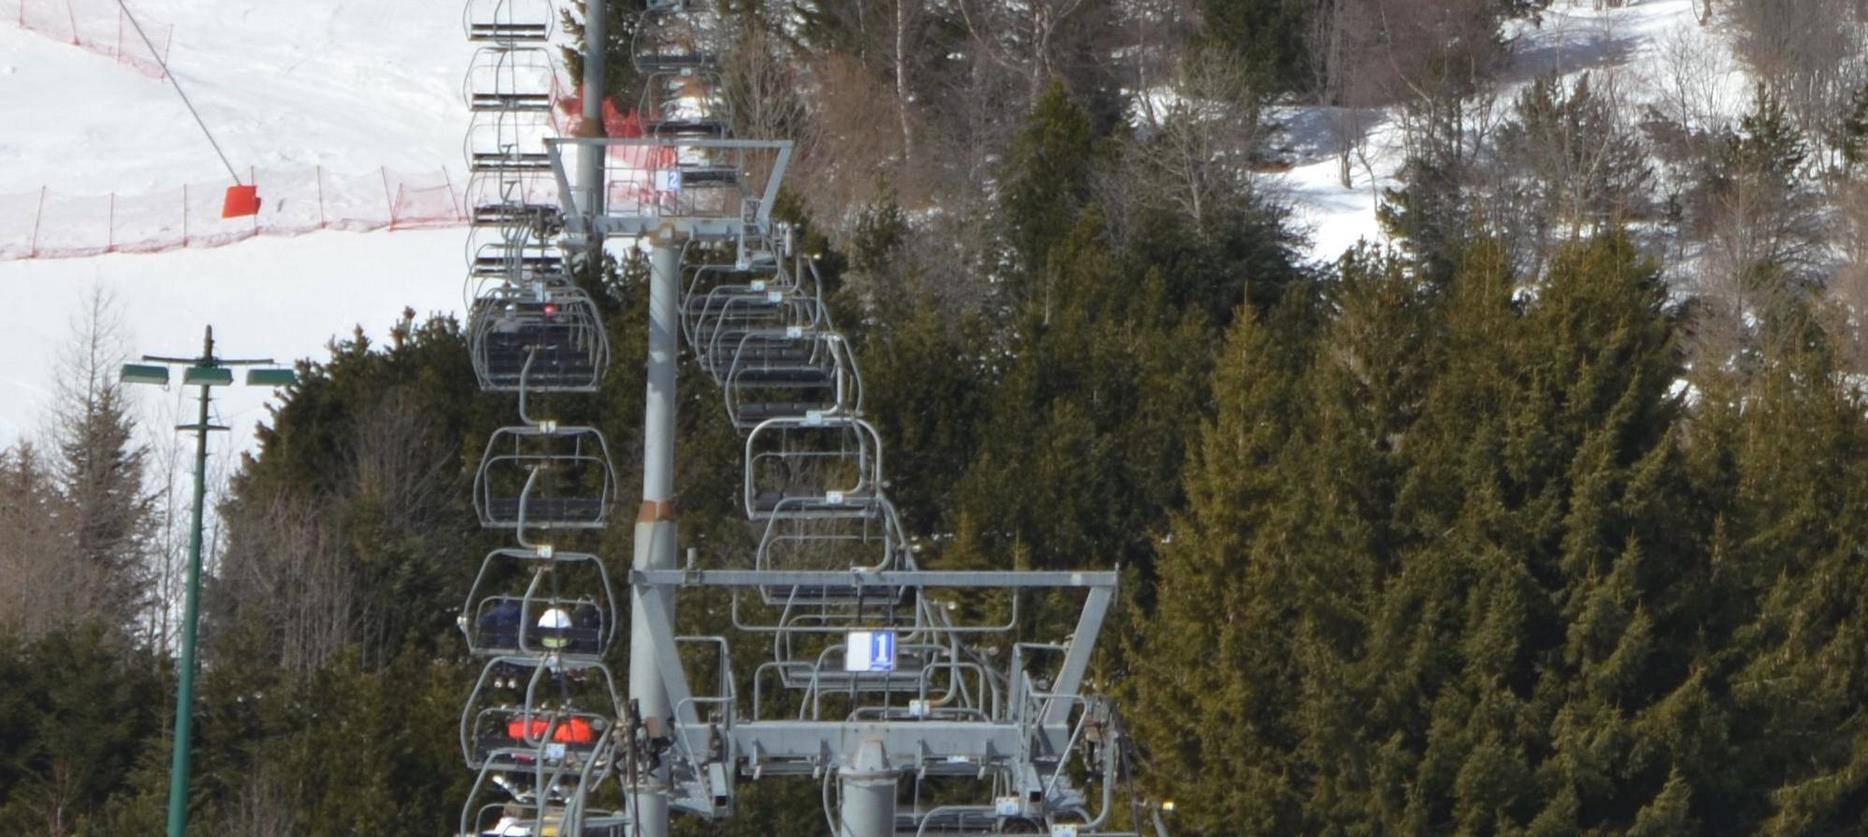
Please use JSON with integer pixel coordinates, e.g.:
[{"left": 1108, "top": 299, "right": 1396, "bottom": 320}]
[{"left": 0, "top": 0, "right": 473, "bottom": 445}]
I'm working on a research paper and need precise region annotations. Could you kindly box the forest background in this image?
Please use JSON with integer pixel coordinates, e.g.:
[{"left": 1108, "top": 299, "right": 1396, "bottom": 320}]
[{"left": 4, "top": 0, "right": 1868, "bottom": 833}]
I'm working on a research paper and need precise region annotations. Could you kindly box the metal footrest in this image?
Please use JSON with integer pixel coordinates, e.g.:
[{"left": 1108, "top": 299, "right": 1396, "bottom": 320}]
[
  {"left": 471, "top": 153, "right": 554, "bottom": 172},
  {"left": 468, "top": 23, "right": 549, "bottom": 41},
  {"left": 471, "top": 93, "right": 555, "bottom": 112}
]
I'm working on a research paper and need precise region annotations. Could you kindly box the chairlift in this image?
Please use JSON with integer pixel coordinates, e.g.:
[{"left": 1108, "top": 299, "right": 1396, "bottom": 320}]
[
  {"left": 742, "top": 414, "right": 886, "bottom": 521},
  {"left": 753, "top": 500, "right": 910, "bottom": 606},
  {"left": 722, "top": 330, "right": 861, "bottom": 429},
  {"left": 469, "top": 282, "right": 609, "bottom": 392},
  {"left": 634, "top": 68, "right": 732, "bottom": 129},
  {"left": 462, "top": 547, "right": 620, "bottom": 658},
  {"left": 696, "top": 300, "right": 827, "bottom": 383},
  {"left": 467, "top": 110, "right": 557, "bottom": 173},
  {"left": 475, "top": 424, "right": 617, "bottom": 529},
  {"left": 463, "top": 0, "right": 554, "bottom": 43},
  {"left": 460, "top": 656, "right": 622, "bottom": 771},
  {"left": 464, "top": 46, "right": 559, "bottom": 112},
  {"left": 630, "top": 10, "right": 724, "bottom": 77}
]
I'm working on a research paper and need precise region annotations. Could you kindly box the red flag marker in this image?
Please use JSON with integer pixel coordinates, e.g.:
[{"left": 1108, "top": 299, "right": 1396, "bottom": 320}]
[{"left": 221, "top": 184, "right": 261, "bottom": 219}]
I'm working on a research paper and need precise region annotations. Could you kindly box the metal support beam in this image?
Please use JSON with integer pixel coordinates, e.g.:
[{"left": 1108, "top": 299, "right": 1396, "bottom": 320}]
[
  {"left": 1043, "top": 586, "right": 1113, "bottom": 727},
  {"left": 628, "top": 235, "right": 682, "bottom": 837},
  {"left": 838, "top": 736, "right": 897, "bottom": 837},
  {"left": 576, "top": 0, "right": 606, "bottom": 258}
]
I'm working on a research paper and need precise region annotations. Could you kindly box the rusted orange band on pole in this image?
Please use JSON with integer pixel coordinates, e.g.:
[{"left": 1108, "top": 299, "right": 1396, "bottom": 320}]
[{"left": 638, "top": 499, "right": 677, "bottom": 522}]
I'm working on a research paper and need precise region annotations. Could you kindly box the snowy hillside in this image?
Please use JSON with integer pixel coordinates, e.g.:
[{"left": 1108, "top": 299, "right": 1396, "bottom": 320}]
[
  {"left": 1280, "top": 0, "right": 1743, "bottom": 263},
  {"left": 0, "top": 0, "right": 475, "bottom": 445}
]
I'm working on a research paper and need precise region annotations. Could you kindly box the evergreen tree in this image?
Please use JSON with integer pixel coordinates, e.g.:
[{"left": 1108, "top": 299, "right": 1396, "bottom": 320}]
[
  {"left": 1377, "top": 96, "right": 1476, "bottom": 284},
  {"left": 1000, "top": 81, "right": 1098, "bottom": 302},
  {"left": 0, "top": 444, "right": 75, "bottom": 639},
  {"left": 55, "top": 370, "right": 152, "bottom": 630},
  {"left": 1720, "top": 306, "right": 1868, "bottom": 833},
  {"left": 1193, "top": 0, "right": 1312, "bottom": 92},
  {"left": 560, "top": 0, "right": 646, "bottom": 113},
  {"left": 46, "top": 291, "right": 155, "bottom": 636},
  {"left": 0, "top": 624, "right": 164, "bottom": 835},
  {"left": 1129, "top": 303, "right": 1308, "bottom": 835},
  {"left": 953, "top": 209, "right": 1210, "bottom": 573}
]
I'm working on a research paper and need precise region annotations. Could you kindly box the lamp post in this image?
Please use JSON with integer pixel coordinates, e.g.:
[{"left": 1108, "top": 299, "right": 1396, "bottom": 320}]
[{"left": 121, "top": 325, "right": 295, "bottom": 837}]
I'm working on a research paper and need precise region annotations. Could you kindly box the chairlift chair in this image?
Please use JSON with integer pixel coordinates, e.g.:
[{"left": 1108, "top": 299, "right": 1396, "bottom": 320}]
[
  {"left": 466, "top": 706, "right": 613, "bottom": 769},
  {"left": 721, "top": 330, "right": 861, "bottom": 429},
  {"left": 466, "top": 222, "right": 563, "bottom": 278},
  {"left": 460, "top": 656, "right": 622, "bottom": 770},
  {"left": 752, "top": 501, "right": 911, "bottom": 607},
  {"left": 634, "top": 68, "right": 732, "bottom": 129},
  {"left": 465, "top": 46, "right": 559, "bottom": 112},
  {"left": 742, "top": 414, "right": 886, "bottom": 521},
  {"left": 463, "top": 0, "right": 554, "bottom": 43},
  {"left": 462, "top": 547, "right": 620, "bottom": 658},
  {"left": 680, "top": 260, "right": 801, "bottom": 340},
  {"left": 696, "top": 299, "right": 827, "bottom": 383},
  {"left": 630, "top": 9, "right": 724, "bottom": 77},
  {"left": 469, "top": 282, "right": 609, "bottom": 392},
  {"left": 475, "top": 424, "right": 618, "bottom": 529},
  {"left": 466, "top": 171, "right": 558, "bottom": 227},
  {"left": 467, "top": 111, "right": 557, "bottom": 173}
]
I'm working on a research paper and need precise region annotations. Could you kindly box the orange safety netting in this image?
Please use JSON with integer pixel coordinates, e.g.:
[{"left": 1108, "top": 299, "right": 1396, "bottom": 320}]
[
  {"left": 0, "top": 166, "right": 468, "bottom": 260},
  {"left": 4, "top": 0, "right": 174, "bottom": 79}
]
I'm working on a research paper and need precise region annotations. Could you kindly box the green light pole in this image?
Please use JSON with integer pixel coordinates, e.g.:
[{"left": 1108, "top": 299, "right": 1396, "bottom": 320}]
[{"left": 122, "top": 325, "right": 295, "bottom": 837}]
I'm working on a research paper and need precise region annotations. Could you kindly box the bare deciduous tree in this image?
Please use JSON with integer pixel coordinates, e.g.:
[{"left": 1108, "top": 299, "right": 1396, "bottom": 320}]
[
  {"left": 1728, "top": 0, "right": 1868, "bottom": 165},
  {"left": 1102, "top": 50, "right": 1267, "bottom": 239},
  {"left": 956, "top": 0, "right": 1103, "bottom": 102},
  {"left": 1481, "top": 71, "right": 1654, "bottom": 275},
  {"left": 213, "top": 388, "right": 460, "bottom": 671}
]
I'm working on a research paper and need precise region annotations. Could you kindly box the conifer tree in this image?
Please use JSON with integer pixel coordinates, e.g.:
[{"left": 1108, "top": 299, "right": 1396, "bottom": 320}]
[
  {"left": 560, "top": 0, "right": 645, "bottom": 109},
  {"left": 953, "top": 209, "right": 1208, "bottom": 572},
  {"left": 1000, "top": 81, "right": 1097, "bottom": 302},
  {"left": 1129, "top": 303, "right": 1307, "bottom": 835},
  {"left": 1720, "top": 306, "right": 1868, "bottom": 833}
]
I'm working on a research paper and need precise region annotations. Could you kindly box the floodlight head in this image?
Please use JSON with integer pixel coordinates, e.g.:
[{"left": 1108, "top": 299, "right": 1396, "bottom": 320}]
[
  {"left": 120, "top": 364, "right": 170, "bottom": 386},
  {"left": 245, "top": 368, "right": 297, "bottom": 387},
  {"left": 182, "top": 366, "right": 234, "bottom": 387}
]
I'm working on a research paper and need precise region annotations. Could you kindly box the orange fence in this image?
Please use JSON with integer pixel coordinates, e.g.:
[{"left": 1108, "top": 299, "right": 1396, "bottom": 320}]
[
  {"left": 0, "top": 167, "right": 468, "bottom": 260},
  {"left": 3, "top": 0, "right": 174, "bottom": 79}
]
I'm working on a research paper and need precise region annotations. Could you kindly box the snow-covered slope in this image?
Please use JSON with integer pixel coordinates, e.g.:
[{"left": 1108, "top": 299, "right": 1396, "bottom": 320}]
[
  {"left": 1279, "top": 0, "right": 1743, "bottom": 264},
  {"left": 0, "top": 0, "right": 474, "bottom": 445},
  {"left": 0, "top": 0, "right": 469, "bottom": 194}
]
